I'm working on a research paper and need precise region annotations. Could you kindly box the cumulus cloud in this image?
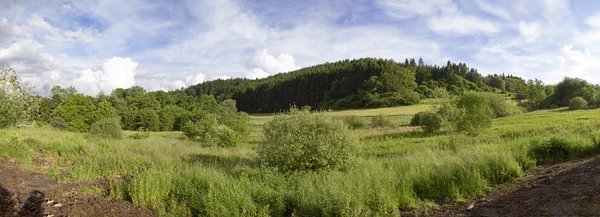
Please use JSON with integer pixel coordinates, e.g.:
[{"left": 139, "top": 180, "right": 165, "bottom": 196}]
[
  {"left": 246, "top": 49, "right": 299, "bottom": 79},
  {"left": 185, "top": 73, "right": 206, "bottom": 85},
  {"left": 74, "top": 57, "right": 138, "bottom": 95},
  {"left": 246, "top": 68, "right": 270, "bottom": 79},
  {"left": 558, "top": 45, "right": 598, "bottom": 76},
  {"left": 211, "top": 75, "right": 232, "bottom": 80}
]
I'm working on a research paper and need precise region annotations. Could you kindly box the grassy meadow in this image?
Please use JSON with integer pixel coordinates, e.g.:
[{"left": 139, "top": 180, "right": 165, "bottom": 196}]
[{"left": 2, "top": 100, "right": 600, "bottom": 216}]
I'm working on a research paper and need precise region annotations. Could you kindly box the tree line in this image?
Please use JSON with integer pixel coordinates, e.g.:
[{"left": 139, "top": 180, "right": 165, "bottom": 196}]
[
  {"left": 182, "top": 58, "right": 531, "bottom": 113},
  {"left": 2, "top": 56, "right": 600, "bottom": 132}
]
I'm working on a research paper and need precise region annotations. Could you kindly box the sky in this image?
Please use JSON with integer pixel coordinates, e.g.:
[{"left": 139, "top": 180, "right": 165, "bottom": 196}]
[{"left": 1, "top": 0, "right": 600, "bottom": 96}]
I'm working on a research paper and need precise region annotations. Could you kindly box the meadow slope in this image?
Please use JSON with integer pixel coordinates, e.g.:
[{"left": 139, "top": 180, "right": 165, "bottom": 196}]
[{"left": 1, "top": 103, "right": 600, "bottom": 216}]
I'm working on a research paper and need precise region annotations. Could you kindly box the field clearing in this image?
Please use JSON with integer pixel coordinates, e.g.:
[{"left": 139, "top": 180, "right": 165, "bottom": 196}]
[
  {"left": 2, "top": 104, "right": 600, "bottom": 216},
  {"left": 249, "top": 99, "right": 441, "bottom": 127}
]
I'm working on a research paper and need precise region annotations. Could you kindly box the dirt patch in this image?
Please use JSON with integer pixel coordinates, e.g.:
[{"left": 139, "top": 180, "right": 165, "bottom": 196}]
[
  {"left": 421, "top": 154, "right": 600, "bottom": 217},
  {"left": 0, "top": 157, "right": 157, "bottom": 217}
]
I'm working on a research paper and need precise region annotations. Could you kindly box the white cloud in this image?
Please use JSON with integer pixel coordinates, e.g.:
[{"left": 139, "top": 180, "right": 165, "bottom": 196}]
[
  {"left": 246, "top": 68, "right": 270, "bottom": 79},
  {"left": 375, "top": 0, "right": 453, "bottom": 19},
  {"left": 248, "top": 49, "right": 299, "bottom": 75},
  {"left": 585, "top": 13, "right": 600, "bottom": 28},
  {"left": 518, "top": 21, "right": 541, "bottom": 43},
  {"left": 211, "top": 75, "right": 231, "bottom": 80},
  {"left": 184, "top": 73, "right": 206, "bottom": 85},
  {"left": 558, "top": 45, "right": 598, "bottom": 76},
  {"left": 74, "top": 57, "right": 138, "bottom": 95},
  {"left": 428, "top": 14, "right": 500, "bottom": 35}
]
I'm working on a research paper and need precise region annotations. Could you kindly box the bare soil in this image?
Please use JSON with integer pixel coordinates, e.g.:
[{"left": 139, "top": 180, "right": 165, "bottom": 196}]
[
  {"left": 0, "top": 156, "right": 157, "bottom": 217},
  {"left": 422, "top": 154, "right": 600, "bottom": 217}
]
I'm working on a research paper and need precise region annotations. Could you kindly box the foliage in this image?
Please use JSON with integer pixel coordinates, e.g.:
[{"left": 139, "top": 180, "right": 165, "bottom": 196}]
[
  {"left": 483, "top": 93, "right": 522, "bottom": 117},
  {"left": 552, "top": 77, "right": 589, "bottom": 107},
  {"left": 569, "top": 97, "right": 588, "bottom": 110},
  {"left": 53, "top": 94, "right": 98, "bottom": 132},
  {"left": 258, "top": 110, "right": 359, "bottom": 172},
  {"left": 342, "top": 115, "right": 368, "bottom": 129},
  {"left": 89, "top": 117, "right": 123, "bottom": 139},
  {"left": 371, "top": 114, "right": 392, "bottom": 128},
  {"left": 0, "top": 66, "right": 39, "bottom": 128},
  {"left": 182, "top": 120, "right": 201, "bottom": 140},
  {"left": 409, "top": 111, "right": 427, "bottom": 126},
  {"left": 455, "top": 92, "right": 494, "bottom": 134},
  {"left": 181, "top": 58, "right": 514, "bottom": 113},
  {"left": 49, "top": 116, "right": 68, "bottom": 130},
  {"left": 418, "top": 111, "right": 442, "bottom": 133},
  {"left": 129, "top": 128, "right": 151, "bottom": 140}
]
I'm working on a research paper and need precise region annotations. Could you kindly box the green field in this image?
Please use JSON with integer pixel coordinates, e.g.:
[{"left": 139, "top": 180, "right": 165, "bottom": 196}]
[{"left": 2, "top": 101, "right": 600, "bottom": 216}]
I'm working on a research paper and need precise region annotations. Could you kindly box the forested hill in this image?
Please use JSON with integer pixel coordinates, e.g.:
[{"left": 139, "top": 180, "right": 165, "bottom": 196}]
[{"left": 182, "top": 58, "right": 521, "bottom": 113}]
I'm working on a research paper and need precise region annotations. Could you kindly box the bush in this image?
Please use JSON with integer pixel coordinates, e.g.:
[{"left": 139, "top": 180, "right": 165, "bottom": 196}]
[
  {"left": 182, "top": 120, "right": 201, "bottom": 140},
  {"left": 455, "top": 92, "right": 494, "bottom": 134},
  {"left": 343, "top": 115, "right": 368, "bottom": 129},
  {"left": 89, "top": 117, "right": 123, "bottom": 139},
  {"left": 484, "top": 93, "right": 521, "bottom": 117},
  {"left": 129, "top": 128, "right": 150, "bottom": 140},
  {"left": 529, "top": 138, "right": 572, "bottom": 164},
  {"left": 410, "top": 112, "right": 427, "bottom": 126},
  {"left": 182, "top": 116, "right": 240, "bottom": 147},
  {"left": 569, "top": 97, "right": 587, "bottom": 110},
  {"left": 371, "top": 114, "right": 392, "bottom": 128},
  {"left": 419, "top": 112, "right": 442, "bottom": 133},
  {"left": 50, "top": 116, "right": 68, "bottom": 130},
  {"left": 258, "top": 110, "right": 359, "bottom": 172}
]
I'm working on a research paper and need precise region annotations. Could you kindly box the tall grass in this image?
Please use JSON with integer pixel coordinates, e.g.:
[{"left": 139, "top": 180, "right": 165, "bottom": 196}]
[{"left": 2, "top": 108, "right": 600, "bottom": 216}]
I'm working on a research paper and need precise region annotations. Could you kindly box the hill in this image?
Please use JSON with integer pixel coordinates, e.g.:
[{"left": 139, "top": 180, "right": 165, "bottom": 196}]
[{"left": 182, "top": 58, "right": 520, "bottom": 113}]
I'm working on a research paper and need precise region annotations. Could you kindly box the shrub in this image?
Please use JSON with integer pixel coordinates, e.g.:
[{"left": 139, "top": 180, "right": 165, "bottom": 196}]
[
  {"left": 301, "top": 105, "right": 312, "bottom": 111},
  {"left": 529, "top": 137, "right": 572, "bottom": 164},
  {"left": 50, "top": 116, "right": 68, "bottom": 130},
  {"left": 371, "top": 114, "right": 392, "bottom": 128},
  {"left": 484, "top": 93, "right": 521, "bottom": 117},
  {"left": 343, "top": 115, "right": 368, "bottom": 129},
  {"left": 182, "top": 116, "right": 240, "bottom": 147},
  {"left": 455, "top": 92, "right": 494, "bottom": 134},
  {"left": 569, "top": 97, "right": 587, "bottom": 110},
  {"left": 419, "top": 112, "right": 442, "bottom": 133},
  {"left": 409, "top": 112, "right": 427, "bottom": 126},
  {"left": 258, "top": 110, "right": 359, "bottom": 172},
  {"left": 89, "top": 117, "right": 123, "bottom": 139},
  {"left": 182, "top": 120, "right": 201, "bottom": 140},
  {"left": 129, "top": 128, "right": 151, "bottom": 140}
]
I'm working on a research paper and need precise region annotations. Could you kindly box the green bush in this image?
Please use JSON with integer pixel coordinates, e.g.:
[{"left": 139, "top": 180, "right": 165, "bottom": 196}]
[
  {"left": 529, "top": 137, "right": 572, "bottom": 164},
  {"left": 258, "top": 110, "right": 359, "bottom": 172},
  {"left": 129, "top": 128, "right": 150, "bottom": 140},
  {"left": 89, "top": 117, "right": 123, "bottom": 139},
  {"left": 182, "top": 120, "right": 201, "bottom": 140},
  {"left": 182, "top": 116, "right": 240, "bottom": 147},
  {"left": 409, "top": 112, "right": 427, "bottom": 126},
  {"left": 343, "top": 115, "right": 368, "bottom": 129},
  {"left": 50, "top": 116, "right": 69, "bottom": 130},
  {"left": 484, "top": 93, "right": 521, "bottom": 117},
  {"left": 418, "top": 112, "right": 442, "bottom": 133},
  {"left": 371, "top": 114, "right": 392, "bottom": 128},
  {"left": 455, "top": 92, "right": 494, "bottom": 134},
  {"left": 569, "top": 97, "right": 588, "bottom": 110}
]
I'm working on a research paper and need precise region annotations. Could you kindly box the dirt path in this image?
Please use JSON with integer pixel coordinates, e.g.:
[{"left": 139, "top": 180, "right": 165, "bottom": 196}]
[
  {"left": 0, "top": 156, "right": 156, "bottom": 217},
  {"left": 427, "top": 154, "right": 600, "bottom": 217}
]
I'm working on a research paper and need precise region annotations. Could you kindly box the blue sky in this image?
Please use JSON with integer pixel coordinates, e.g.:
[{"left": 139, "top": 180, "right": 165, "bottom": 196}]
[{"left": 1, "top": 0, "right": 600, "bottom": 96}]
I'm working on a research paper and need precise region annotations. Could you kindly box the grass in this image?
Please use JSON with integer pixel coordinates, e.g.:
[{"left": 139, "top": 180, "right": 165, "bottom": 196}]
[{"left": 2, "top": 102, "right": 600, "bottom": 216}]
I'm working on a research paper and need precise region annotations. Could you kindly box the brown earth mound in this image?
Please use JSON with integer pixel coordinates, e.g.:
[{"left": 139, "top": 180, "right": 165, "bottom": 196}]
[
  {"left": 0, "top": 156, "right": 156, "bottom": 217},
  {"left": 425, "top": 154, "right": 600, "bottom": 217}
]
